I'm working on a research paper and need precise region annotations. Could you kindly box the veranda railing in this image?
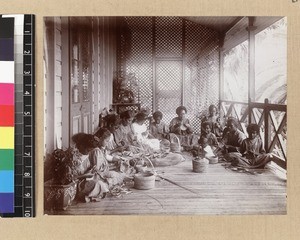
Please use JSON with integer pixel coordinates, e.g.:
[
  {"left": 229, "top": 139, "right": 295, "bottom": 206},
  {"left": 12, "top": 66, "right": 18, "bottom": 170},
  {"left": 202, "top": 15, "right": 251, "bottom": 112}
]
[{"left": 219, "top": 98, "right": 287, "bottom": 169}]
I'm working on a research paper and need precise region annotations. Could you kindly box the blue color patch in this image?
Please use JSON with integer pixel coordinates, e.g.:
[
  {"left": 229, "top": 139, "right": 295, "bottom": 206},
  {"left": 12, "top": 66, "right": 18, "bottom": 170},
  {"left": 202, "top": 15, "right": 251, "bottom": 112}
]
[
  {"left": 0, "top": 170, "right": 14, "bottom": 192},
  {"left": 0, "top": 192, "right": 14, "bottom": 213},
  {"left": 0, "top": 38, "right": 14, "bottom": 61}
]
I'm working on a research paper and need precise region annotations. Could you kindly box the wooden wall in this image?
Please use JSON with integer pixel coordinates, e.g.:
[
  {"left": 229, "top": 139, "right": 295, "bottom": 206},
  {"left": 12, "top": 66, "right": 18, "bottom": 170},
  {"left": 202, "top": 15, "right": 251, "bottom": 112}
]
[
  {"left": 96, "top": 17, "right": 117, "bottom": 126},
  {"left": 44, "top": 17, "right": 117, "bottom": 155}
]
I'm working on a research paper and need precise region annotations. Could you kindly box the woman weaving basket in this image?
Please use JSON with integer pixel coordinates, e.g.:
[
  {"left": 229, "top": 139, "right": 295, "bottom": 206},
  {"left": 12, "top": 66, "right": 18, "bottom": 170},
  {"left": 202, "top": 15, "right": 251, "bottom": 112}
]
[
  {"left": 169, "top": 106, "right": 199, "bottom": 151},
  {"left": 72, "top": 132, "right": 131, "bottom": 202}
]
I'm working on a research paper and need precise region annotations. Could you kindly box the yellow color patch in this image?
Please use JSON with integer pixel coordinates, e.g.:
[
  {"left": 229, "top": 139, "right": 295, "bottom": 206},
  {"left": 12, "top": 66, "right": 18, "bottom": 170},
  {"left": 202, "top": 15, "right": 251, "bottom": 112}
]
[{"left": 0, "top": 127, "right": 14, "bottom": 149}]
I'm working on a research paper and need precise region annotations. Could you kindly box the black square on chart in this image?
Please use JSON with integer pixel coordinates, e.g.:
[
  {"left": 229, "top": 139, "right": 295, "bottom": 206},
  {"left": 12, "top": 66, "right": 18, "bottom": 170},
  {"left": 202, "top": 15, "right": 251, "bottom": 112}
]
[{"left": 0, "top": 18, "right": 14, "bottom": 38}]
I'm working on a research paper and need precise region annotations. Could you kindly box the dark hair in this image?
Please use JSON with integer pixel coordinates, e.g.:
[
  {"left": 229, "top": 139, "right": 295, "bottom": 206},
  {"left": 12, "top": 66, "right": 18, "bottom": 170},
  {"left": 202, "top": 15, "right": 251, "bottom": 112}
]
[
  {"left": 201, "top": 121, "right": 211, "bottom": 129},
  {"left": 208, "top": 104, "right": 217, "bottom": 113},
  {"left": 227, "top": 117, "right": 238, "bottom": 127},
  {"left": 153, "top": 111, "right": 163, "bottom": 119},
  {"left": 135, "top": 112, "right": 148, "bottom": 122},
  {"left": 120, "top": 110, "right": 133, "bottom": 120},
  {"left": 94, "top": 128, "right": 111, "bottom": 140},
  {"left": 104, "top": 114, "right": 120, "bottom": 128},
  {"left": 72, "top": 133, "right": 99, "bottom": 149},
  {"left": 247, "top": 124, "right": 260, "bottom": 134},
  {"left": 176, "top": 106, "right": 187, "bottom": 115},
  {"left": 198, "top": 136, "right": 208, "bottom": 145}
]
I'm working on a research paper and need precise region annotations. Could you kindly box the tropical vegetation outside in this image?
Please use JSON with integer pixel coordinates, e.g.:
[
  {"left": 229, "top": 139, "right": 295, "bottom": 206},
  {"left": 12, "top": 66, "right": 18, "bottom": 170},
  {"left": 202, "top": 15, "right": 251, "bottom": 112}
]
[
  {"left": 255, "top": 17, "right": 287, "bottom": 104},
  {"left": 222, "top": 17, "right": 287, "bottom": 162},
  {"left": 223, "top": 17, "right": 287, "bottom": 104}
]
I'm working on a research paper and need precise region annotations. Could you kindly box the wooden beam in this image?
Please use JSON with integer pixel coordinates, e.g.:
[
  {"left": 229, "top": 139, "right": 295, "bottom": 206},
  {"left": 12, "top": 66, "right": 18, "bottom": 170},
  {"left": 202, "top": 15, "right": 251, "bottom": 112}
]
[
  {"left": 264, "top": 99, "right": 271, "bottom": 152},
  {"left": 61, "top": 17, "right": 70, "bottom": 149},
  {"left": 44, "top": 18, "right": 55, "bottom": 153},
  {"left": 248, "top": 17, "right": 256, "bottom": 124},
  {"left": 269, "top": 112, "right": 287, "bottom": 160},
  {"left": 219, "top": 99, "right": 248, "bottom": 105},
  {"left": 257, "top": 109, "right": 265, "bottom": 127},
  {"left": 251, "top": 102, "right": 287, "bottom": 112},
  {"left": 225, "top": 103, "right": 234, "bottom": 118},
  {"left": 219, "top": 33, "right": 225, "bottom": 102},
  {"left": 271, "top": 154, "right": 287, "bottom": 170},
  {"left": 240, "top": 106, "right": 249, "bottom": 123}
]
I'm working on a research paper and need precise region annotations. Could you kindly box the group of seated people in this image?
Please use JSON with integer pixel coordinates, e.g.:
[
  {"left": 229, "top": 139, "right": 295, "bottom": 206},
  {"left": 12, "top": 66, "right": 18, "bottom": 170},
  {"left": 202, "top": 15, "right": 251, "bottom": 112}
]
[{"left": 70, "top": 104, "right": 272, "bottom": 202}]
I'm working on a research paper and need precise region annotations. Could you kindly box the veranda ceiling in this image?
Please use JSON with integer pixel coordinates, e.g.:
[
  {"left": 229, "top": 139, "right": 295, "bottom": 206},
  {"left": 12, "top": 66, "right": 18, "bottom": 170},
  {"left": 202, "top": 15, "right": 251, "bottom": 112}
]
[{"left": 184, "top": 16, "right": 242, "bottom": 33}]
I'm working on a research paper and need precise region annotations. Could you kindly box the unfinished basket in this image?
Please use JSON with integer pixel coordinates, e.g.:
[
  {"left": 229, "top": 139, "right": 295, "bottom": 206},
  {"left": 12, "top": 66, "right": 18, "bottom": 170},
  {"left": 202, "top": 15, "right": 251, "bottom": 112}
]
[
  {"left": 170, "top": 134, "right": 181, "bottom": 153},
  {"left": 133, "top": 157, "right": 156, "bottom": 190}
]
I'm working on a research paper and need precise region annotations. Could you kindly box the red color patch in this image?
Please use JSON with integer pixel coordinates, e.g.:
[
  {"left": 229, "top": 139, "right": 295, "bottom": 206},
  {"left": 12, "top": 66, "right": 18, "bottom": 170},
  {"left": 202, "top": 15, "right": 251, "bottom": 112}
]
[{"left": 0, "top": 105, "right": 14, "bottom": 126}]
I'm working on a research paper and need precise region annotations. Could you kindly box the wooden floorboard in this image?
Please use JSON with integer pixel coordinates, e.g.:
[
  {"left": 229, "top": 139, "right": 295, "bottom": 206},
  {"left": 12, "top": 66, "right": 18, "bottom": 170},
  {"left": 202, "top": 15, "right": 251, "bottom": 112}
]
[{"left": 46, "top": 153, "right": 286, "bottom": 215}]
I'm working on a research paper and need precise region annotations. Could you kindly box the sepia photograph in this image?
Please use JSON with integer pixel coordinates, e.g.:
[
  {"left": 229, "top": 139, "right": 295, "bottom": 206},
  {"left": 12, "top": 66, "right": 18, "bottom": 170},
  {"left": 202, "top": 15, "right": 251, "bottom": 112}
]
[{"left": 43, "top": 16, "right": 287, "bottom": 215}]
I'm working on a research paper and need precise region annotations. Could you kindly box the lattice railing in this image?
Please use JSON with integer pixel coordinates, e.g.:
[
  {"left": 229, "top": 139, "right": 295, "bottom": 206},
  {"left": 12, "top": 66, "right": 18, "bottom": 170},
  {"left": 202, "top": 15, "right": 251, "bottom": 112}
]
[
  {"left": 220, "top": 99, "right": 287, "bottom": 169},
  {"left": 220, "top": 100, "right": 249, "bottom": 134}
]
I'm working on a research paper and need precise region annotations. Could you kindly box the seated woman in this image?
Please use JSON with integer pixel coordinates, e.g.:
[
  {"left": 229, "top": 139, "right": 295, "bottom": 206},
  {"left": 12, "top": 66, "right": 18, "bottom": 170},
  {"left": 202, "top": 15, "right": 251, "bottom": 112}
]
[
  {"left": 228, "top": 124, "right": 272, "bottom": 168},
  {"left": 169, "top": 106, "right": 198, "bottom": 150},
  {"left": 97, "top": 114, "right": 127, "bottom": 153},
  {"left": 201, "top": 104, "right": 224, "bottom": 140},
  {"left": 72, "top": 133, "right": 127, "bottom": 203},
  {"left": 149, "top": 111, "right": 169, "bottom": 140},
  {"left": 131, "top": 112, "right": 160, "bottom": 152},
  {"left": 221, "top": 117, "right": 246, "bottom": 152},
  {"left": 113, "top": 110, "right": 134, "bottom": 147},
  {"left": 220, "top": 117, "right": 246, "bottom": 161},
  {"left": 94, "top": 128, "right": 121, "bottom": 161}
]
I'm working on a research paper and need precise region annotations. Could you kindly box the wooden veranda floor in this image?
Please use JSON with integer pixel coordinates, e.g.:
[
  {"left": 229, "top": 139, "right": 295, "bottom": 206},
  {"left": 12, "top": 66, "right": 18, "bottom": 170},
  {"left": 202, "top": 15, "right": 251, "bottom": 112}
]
[{"left": 47, "top": 154, "right": 286, "bottom": 215}]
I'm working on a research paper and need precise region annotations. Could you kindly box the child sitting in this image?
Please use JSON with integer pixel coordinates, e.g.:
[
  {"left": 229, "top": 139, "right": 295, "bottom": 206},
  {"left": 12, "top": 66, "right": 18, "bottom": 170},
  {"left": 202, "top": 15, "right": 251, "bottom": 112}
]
[
  {"left": 230, "top": 124, "right": 272, "bottom": 168},
  {"left": 198, "top": 137, "right": 216, "bottom": 159},
  {"left": 199, "top": 121, "right": 219, "bottom": 149}
]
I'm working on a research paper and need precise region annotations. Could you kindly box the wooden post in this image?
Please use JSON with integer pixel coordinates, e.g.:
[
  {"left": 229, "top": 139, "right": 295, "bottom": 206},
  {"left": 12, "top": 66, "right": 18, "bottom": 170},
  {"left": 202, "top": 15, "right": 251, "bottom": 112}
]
[
  {"left": 248, "top": 98, "right": 252, "bottom": 124},
  {"left": 264, "top": 98, "right": 271, "bottom": 152},
  {"left": 219, "top": 33, "right": 225, "bottom": 115},
  {"left": 247, "top": 17, "right": 256, "bottom": 124},
  {"left": 45, "top": 18, "right": 55, "bottom": 152},
  {"left": 219, "top": 34, "right": 225, "bottom": 102},
  {"left": 61, "top": 17, "right": 70, "bottom": 149}
]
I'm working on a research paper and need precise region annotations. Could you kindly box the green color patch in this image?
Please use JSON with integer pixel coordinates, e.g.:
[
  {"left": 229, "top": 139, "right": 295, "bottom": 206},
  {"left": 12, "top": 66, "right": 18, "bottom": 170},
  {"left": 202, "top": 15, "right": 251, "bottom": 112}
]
[{"left": 0, "top": 149, "right": 14, "bottom": 170}]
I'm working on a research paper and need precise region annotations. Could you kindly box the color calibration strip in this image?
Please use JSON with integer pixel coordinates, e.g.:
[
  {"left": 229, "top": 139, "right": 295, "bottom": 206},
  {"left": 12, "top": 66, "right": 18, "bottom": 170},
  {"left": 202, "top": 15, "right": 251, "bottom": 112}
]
[
  {"left": 0, "top": 16, "right": 15, "bottom": 213},
  {"left": 0, "top": 14, "right": 35, "bottom": 218}
]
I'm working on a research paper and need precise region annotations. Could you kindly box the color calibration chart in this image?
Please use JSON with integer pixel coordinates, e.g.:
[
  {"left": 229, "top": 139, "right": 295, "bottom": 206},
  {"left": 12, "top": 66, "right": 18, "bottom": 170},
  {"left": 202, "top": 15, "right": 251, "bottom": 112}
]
[{"left": 0, "top": 14, "right": 35, "bottom": 217}]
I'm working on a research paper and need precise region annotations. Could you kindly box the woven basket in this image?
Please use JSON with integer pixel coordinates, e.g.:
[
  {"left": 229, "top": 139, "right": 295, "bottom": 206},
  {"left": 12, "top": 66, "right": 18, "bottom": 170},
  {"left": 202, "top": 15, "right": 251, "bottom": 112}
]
[
  {"left": 207, "top": 156, "right": 218, "bottom": 164},
  {"left": 192, "top": 158, "right": 209, "bottom": 173},
  {"left": 134, "top": 171, "right": 156, "bottom": 190},
  {"left": 133, "top": 157, "right": 156, "bottom": 190},
  {"left": 170, "top": 134, "right": 181, "bottom": 153}
]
